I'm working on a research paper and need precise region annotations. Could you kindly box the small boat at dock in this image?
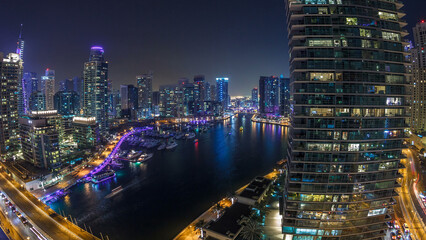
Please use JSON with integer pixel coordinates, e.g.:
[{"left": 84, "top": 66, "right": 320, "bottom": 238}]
[
  {"left": 166, "top": 141, "right": 178, "bottom": 150},
  {"left": 157, "top": 143, "right": 166, "bottom": 150},
  {"left": 91, "top": 170, "right": 116, "bottom": 184}
]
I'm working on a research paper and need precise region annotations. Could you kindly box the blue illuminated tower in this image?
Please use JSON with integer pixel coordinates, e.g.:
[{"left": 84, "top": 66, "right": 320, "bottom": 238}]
[{"left": 216, "top": 77, "right": 229, "bottom": 110}]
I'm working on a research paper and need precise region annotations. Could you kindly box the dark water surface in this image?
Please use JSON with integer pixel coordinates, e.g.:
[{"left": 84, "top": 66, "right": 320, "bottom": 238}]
[{"left": 51, "top": 114, "right": 287, "bottom": 240}]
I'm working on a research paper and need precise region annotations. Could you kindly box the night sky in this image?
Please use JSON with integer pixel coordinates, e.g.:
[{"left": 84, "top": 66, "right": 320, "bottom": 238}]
[{"left": 1, "top": 0, "right": 425, "bottom": 96}]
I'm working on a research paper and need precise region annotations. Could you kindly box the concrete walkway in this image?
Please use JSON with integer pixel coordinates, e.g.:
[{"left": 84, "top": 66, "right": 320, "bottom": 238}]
[{"left": 174, "top": 170, "right": 280, "bottom": 240}]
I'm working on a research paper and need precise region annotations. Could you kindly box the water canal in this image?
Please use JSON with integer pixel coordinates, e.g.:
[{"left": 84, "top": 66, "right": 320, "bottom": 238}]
[{"left": 51, "top": 114, "right": 287, "bottom": 239}]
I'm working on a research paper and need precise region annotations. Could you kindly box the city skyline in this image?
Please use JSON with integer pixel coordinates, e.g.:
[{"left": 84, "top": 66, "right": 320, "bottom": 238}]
[{"left": 1, "top": 0, "right": 423, "bottom": 96}]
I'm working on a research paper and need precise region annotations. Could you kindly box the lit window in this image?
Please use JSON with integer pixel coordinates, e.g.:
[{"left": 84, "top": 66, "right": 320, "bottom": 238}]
[
  {"left": 348, "top": 144, "right": 359, "bottom": 151},
  {"left": 346, "top": 17, "right": 358, "bottom": 25},
  {"left": 382, "top": 31, "right": 400, "bottom": 41},
  {"left": 308, "top": 39, "right": 333, "bottom": 47},
  {"left": 386, "top": 97, "right": 402, "bottom": 106},
  {"left": 368, "top": 208, "right": 387, "bottom": 216},
  {"left": 360, "top": 28, "right": 372, "bottom": 38}
]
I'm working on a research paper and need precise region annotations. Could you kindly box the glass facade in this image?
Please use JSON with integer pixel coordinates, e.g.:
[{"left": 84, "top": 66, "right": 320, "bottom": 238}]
[
  {"left": 0, "top": 53, "right": 22, "bottom": 158},
  {"left": 283, "top": 0, "right": 408, "bottom": 239},
  {"left": 82, "top": 47, "right": 109, "bottom": 136}
]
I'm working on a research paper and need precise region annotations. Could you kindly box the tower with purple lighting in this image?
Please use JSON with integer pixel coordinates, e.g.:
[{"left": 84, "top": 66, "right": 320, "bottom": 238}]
[
  {"left": 82, "top": 46, "right": 109, "bottom": 137},
  {"left": 16, "top": 24, "right": 24, "bottom": 61}
]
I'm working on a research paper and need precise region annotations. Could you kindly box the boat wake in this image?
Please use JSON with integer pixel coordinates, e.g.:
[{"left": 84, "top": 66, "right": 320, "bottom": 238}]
[{"left": 105, "top": 177, "right": 148, "bottom": 199}]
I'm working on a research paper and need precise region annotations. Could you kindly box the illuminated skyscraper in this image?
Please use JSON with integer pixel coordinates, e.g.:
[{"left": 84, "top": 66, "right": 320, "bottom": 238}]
[
  {"left": 120, "top": 85, "right": 138, "bottom": 120},
  {"left": 259, "top": 76, "right": 280, "bottom": 115},
  {"left": 41, "top": 69, "right": 56, "bottom": 110},
  {"left": 22, "top": 72, "right": 39, "bottom": 114},
  {"left": 280, "top": 77, "right": 290, "bottom": 116},
  {"left": 59, "top": 79, "right": 74, "bottom": 92},
  {"left": 82, "top": 46, "right": 109, "bottom": 136},
  {"left": 29, "top": 91, "right": 46, "bottom": 111},
  {"left": 411, "top": 21, "right": 426, "bottom": 133},
  {"left": 137, "top": 74, "right": 153, "bottom": 118},
  {"left": 283, "top": 0, "right": 408, "bottom": 239},
  {"left": 16, "top": 24, "right": 24, "bottom": 61},
  {"left": 251, "top": 87, "right": 258, "bottom": 108},
  {"left": 54, "top": 91, "right": 80, "bottom": 116},
  {"left": 159, "top": 85, "right": 177, "bottom": 117},
  {"left": 0, "top": 53, "right": 23, "bottom": 158},
  {"left": 216, "top": 77, "right": 229, "bottom": 110},
  {"left": 209, "top": 84, "right": 216, "bottom": 102},
  {"left": 16, "top": 24, "right": 25, "bottom": 116}
]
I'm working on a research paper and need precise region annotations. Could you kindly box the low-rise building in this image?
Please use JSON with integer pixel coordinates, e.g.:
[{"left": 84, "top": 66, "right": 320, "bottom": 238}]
[
  {"left": 204, "top": 203, "right": 252, "bottom": 240},
  {"left": 237, "top": 176, "right": 272, "bottom": 206},
  {"left": 73, "top": 116, "right": 99, "bottom": 150}
]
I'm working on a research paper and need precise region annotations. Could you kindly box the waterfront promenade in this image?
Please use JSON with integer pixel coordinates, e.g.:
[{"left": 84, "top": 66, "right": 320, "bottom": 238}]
[{"left": 174, "top": 170, "right": 281, "bottom": 240}]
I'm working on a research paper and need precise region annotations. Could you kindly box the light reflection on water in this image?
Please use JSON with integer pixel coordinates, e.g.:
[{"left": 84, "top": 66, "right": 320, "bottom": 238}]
[{"left": 50, "top": 114, "right": 287, "bottom": 240}]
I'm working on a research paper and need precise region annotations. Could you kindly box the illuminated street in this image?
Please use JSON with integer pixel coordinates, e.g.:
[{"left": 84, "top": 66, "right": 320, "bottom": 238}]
[
  {"left": 0, "top": 170, "right": 99, "bottom": 240},
  {"left": 396, "top": 149, "right": 426, "bottom": 239}
]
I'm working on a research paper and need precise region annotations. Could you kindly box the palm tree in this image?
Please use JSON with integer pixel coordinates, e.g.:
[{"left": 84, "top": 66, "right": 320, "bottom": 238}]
[
  {"left": 194, "top": 219, "right": 206, "bottom": 239},
  {"left": 240, "top": 220, "right": 263, "bottom": 240}
]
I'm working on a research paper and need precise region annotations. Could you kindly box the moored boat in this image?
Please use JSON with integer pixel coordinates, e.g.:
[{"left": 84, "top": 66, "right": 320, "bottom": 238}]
[
  {"left": 91, "top": 170, "right": 116, "bottom": 184},
  {"left": 166, "top": 141, "right": 178, "bottom": 150},
  {"left": 157, "top": 143, "right": 166, "bottom": 150},
  {"left": 137, "top": 153, "right": 154, "bottom": 163}
]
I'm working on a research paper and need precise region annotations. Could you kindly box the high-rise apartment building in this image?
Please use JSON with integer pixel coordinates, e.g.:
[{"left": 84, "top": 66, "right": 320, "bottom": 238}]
[
  {"left": 137, "top": 74, "right": 153, "bottom": 118},
  {"left": 29, "top": 91, "right": 46, "bottom": 111},
  {"left": 72, "top": 77, "right": 83, "bottom": 97},
  {"left": 259, "top": 76, "right": 281, "bottom": 115},
  {"left": 19, "top": 110, "right": 61, "bottom": 170},
  {"left": 159, "top": 85, "right": 178, "bottom": 117},
  {"left": 152, "top": 91, "right": 160, "bottom": 116},
  {"left": 73, "top": 116, "right": 99, "bottom": 150},
  {"left": 108, "top": 90, "right": 121, "bottom": 119},
  {"left": 283, "top": 1, "right": 408, "bottom": 239},
  {"left": 0, "top": 53, "right": 22, "bottom": 158},
  {"left": 22, "top": 72, "right": 39, "bottom": 114},
  {"left": 411, "top": 21, "right": 426, "bottom": 133},
  {"left": 120, "top": 85, "right": 129, "bottom": 110},
  {"left": 216, "top": 77, "right": 229, "bottom": 110},
  {"left": 16, "top": 24, "right": 25, "bottom": 117},
  {"left": 280, "top": 77, "right": 291, "bottom": 116},
  {"left": 41, "top": 69, "right": 56, "bottom": 110},
  {"left": 209, "top": 84, "right": 216, "bottom": 102},
  {"left": 120, "top": 85, "right": 138, "bottom": 120},
  {"left": 251, "top": 87, "right": 258, "bottom": 108},
  {"left": 82, "top": 46, "right": 109, "bottom": 136},
  {"left": 59, "top": 79, "right": 74, "bottom": 92},
  {"left": 54, "top": 91, "right": 80, "bottom": 116}
]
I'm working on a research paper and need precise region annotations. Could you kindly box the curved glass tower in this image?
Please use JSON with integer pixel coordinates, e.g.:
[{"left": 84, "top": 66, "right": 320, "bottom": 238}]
[{"left": 283, "top": 0, "right": 408, "bottom": 239}]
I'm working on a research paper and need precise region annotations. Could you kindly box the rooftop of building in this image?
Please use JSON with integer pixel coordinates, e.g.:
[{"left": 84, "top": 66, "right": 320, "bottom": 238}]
[
  {"left": 73, "top": 116, "right": 97, "bottom": 125},
  {"left": 238, "top": 176, "right": 272, "bottom": 201},
  {"left": 4, "top": 160, "right": 51, "bottom": 183},
  {"left": 204, "top": 202, "right": 252, "bottom": 239}
]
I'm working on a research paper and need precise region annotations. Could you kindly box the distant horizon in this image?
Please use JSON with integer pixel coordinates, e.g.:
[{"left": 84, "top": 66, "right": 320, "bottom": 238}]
[{"left": 1, "top": 0, "right": 424, "bottom": 95}]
